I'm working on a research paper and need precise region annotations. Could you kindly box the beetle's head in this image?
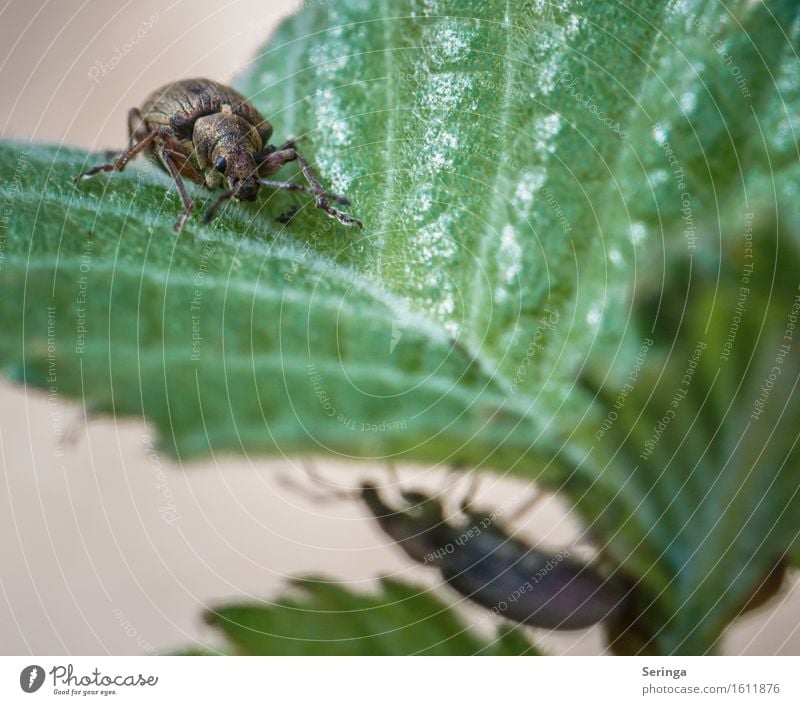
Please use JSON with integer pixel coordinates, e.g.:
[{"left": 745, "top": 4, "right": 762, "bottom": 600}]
[
  {"left": 359, "top": 483, "right": 444, "bottom": 527},
  {"left": 195, "top": 110, "right": 262, "bottom": 201},
  {"left": 359, "top": 483, "right": 444, "bottom": 565},
  {"left": 400, "top": 491, "right": 446, "bottom": 527},
  {"left": 213, "top": 147, "right": 260, "bottom": 201}
]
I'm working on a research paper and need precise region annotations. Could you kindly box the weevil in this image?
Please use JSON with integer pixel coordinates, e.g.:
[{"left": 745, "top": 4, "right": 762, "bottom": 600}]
[
  {"left": 283, "top": 465, "right": 628, "bottom": 631},
  {"left": 75, "top": 78, "right": 362, "bottom": 230},
  {"left": 361, "top": 482, "right": 628, "bottom": 631}
]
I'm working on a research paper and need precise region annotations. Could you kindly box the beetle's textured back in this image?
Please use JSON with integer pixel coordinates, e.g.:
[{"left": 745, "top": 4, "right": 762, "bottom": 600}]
[
  {"left": 141, "top": 78, "right": 272, "bottom": 145},
  {"left": 436, "top": 524, "right": 628, "bottom": 630}
]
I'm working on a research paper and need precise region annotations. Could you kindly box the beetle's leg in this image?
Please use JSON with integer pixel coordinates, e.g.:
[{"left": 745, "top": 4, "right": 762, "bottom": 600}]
[
  {"left": 259, "top": 148, "right": 363, "bottom": 228},
  {"left": 157, "top": 145, "right": 195, "bottom": 233},
  {"left": 500, "top": 487, "right": 594, "bottom": 555},
  {"left": 275, "top": 135, "right": 307, "bottom": 151},
  {"left": 277, "top": 460, "right": 353, "bottom": 503},
  {"left": 292, "top": 151, "right": 364, "bottom": 228},
  {"left": 260, "top": 136, "right": 306, "bottom": 156},
  {"left": 504, "top": 488, "right": 548, "bottom": 524},
  {"left": 127, "top": 108, "right": 164, "bottom": 169},
  {"left": 386, "top": 462, "right": 402, "bottom": 486},
  {"left": 74, "top": 128, "right": 160, "bottom": 182},
  {"left": 259, "top": 178, "right": 350, "bottom": 205},
  {"left": 202, "top": 189, "right": 236, "bottom": 224},
  {"left": 127, "top": 107, "right": 149, "bottom": 146},
  {"left": 458, "top": 472, "right": 483, "bottom": 515}
]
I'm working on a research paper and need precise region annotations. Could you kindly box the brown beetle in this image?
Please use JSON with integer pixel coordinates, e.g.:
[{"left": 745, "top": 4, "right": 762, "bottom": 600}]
[
  {"left": 361, "top": 482, "right": 629, "bottom": 631},
  {"left": 75, "top": 78, "right": 362, "bottom": 230},
  {"left": 282, "top": 464, "right": 629, "bottom": 631}
]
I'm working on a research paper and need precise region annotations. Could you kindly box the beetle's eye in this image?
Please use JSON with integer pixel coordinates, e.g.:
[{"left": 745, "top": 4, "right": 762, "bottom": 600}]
[{"left": 214, "top": 156, "right": 227, "bottom": 173}]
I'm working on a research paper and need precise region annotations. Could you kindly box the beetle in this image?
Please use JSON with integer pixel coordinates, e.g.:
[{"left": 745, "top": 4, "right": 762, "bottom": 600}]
[
  {"left": 361, "top": 482, "right": 629, "bottom": 631},
  {"left": 75, "top": 78, "right": 362, "bottom": 230},
  {"left": 283, "top": 465, "right": 629, "bottom": 631}
]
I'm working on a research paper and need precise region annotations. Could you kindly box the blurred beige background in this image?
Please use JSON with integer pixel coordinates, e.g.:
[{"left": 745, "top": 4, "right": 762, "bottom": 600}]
[{"left": 0, "top": 0, "right": 798, "bottom": 656}]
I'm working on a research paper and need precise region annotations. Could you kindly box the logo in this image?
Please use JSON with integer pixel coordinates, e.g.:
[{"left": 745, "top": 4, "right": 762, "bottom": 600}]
[
  {"left": 390, "top": 317, "right": 408, "bottom": 353},
  {"left": 20, "top": 665, "right": 45, "bottom": 693}
]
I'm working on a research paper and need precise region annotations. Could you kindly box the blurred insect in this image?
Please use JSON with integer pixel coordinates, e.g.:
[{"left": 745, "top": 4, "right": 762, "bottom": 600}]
[
  {"left": 75, "top": 78, "right": 362, "bottom": 231},
  {"left": 285, "top": 464, "right": 629, "bottom": 631}
]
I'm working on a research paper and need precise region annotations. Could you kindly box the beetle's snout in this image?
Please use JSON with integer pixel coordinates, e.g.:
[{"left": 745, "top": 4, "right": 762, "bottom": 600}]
[
  {"left": 231, "top": 175, "right": 259, "bottom": 202},
  {"left": 222, "top": 151, "right": 260, "bottom": 201}
]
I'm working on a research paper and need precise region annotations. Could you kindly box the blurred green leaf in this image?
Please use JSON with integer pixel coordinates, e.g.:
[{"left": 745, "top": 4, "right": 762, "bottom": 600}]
[
  {"left": 562, "top": 211, "right": 800, "bottom": 654},
  {"left": 202, "top": 577, "right": 537, "bottom": 655}
]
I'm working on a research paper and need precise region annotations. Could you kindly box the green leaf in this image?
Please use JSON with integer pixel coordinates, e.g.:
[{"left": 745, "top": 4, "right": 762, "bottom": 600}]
[
  {"left": 0, "top": 143, "right": 557, "bottom": 468},
  {"left": 618, "top": 0, "right": 800, "bottom": 236},
  {"left": 201, "top": 577, "right": 537, "bottom": 655}
]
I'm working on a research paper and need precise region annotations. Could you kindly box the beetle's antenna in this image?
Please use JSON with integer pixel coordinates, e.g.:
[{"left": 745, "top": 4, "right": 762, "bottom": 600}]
[
  {"left": 439, "top": 464, "right": 467, "bottom": 494},
  {"left": 258, "top": 145, "right": 363, "bottom": 228},
  {"left": 386, "top": 462, "right": 402, "bottom": 486},
  {"left": 203, "top": 189, "right": 236, "bottom": 223},
  {"left": 259, "top": 178, "right": 350, "bottom": 205},
  {"left": 459, "top": 471, "right": 483, "bottom": 514},
  {"left": 276, "top": 459, "right": 353, "bottom": 503}
]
